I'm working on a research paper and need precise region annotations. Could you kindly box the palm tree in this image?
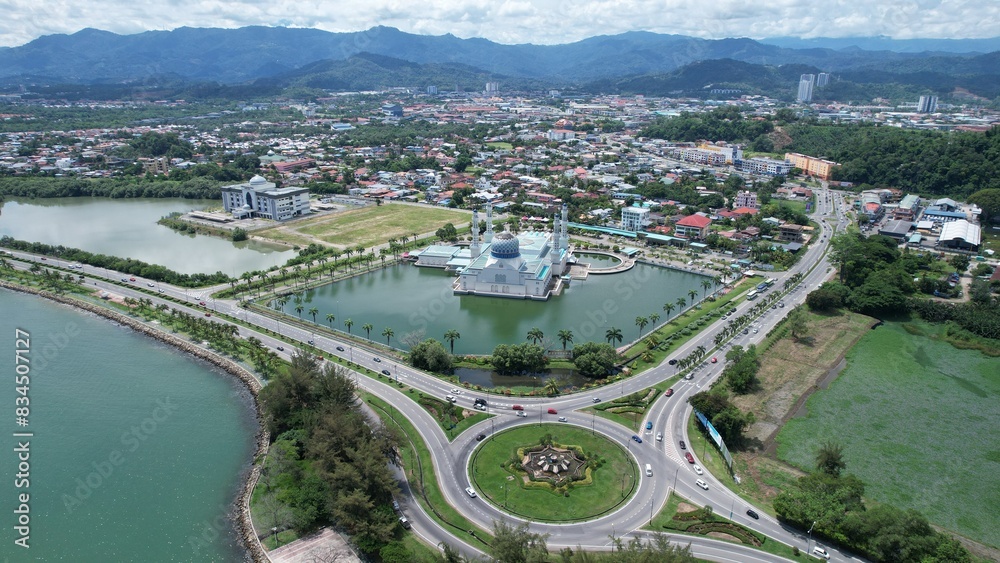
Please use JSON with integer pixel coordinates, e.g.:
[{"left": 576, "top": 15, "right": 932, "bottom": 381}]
[
  {"left": 344, "top": 318, "right": 354, "bottom": 334},
  {"left": 379, "top": 248, "right": 388, "bottom": 267},
  {"left": 701, "top": 279, "right": 712, "bottom": 300},
  {"left": 362, "top": 323, "right": 374, "bottom": 339},
  {"left": 557, "top": 329, "right": 574, "bottom": 350},
  {"left": 381, "top": 327, "right": 394, "bottom": 346},
  {"left": 649, "top": 312, "right": 660, "bottom": 326},
  {"left": 543, "top": 379, "right": 560, "bottom": 397},
  {"left": 676, "top": 296, "right": 686, "bottom": 310},
  {"left": 444, "top": 330, "right": 461, "bottom": 354},
  {"left": 635, "top": 316, "right": 649, "bottom": 337},
  {"left": 325, "top": 313, "right": 335, "bottom": 328},
  {"left": 816, "top": 441, "right": 846, "bottom": 476},
  {"left": 344, "top": 248, "right": 353, "bottom": 269},
  {"left": 308, "top": 307, "right": 319, "bottom": 323},
  {"left": 605, "top": 327, "right": 623, "bottom": 346},
  {"left": 688, "top": 289, "right": 698, "bottom": 304},
  {"left": 294, "top": 304, "right": 304, "bottom": 319},
  {"left": 662, "top": 302, "right": 675, "bottom": 318},
  {"left": 526, "top": 327, "right": 544, "bottom": 345}
]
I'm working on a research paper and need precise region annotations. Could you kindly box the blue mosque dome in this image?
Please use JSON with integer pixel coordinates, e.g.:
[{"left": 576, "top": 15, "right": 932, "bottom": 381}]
[{"left": 490, "top": 232, "right": 521, "bottom": 259}]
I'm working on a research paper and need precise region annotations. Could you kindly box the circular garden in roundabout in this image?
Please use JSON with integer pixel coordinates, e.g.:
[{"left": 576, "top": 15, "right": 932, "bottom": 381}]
[{"left": 469, "top": 424, "right": 639, "bottom": 522}]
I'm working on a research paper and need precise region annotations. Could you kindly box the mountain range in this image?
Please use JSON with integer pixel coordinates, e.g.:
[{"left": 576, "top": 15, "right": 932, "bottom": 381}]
[{"left": 0, "top": 26, "right": 998, "bottom": 100}]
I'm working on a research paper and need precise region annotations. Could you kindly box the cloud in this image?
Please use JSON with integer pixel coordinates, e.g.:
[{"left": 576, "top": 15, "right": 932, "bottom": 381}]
[{"left": 0, "top": 0, "right": 996, "bottom": 48}]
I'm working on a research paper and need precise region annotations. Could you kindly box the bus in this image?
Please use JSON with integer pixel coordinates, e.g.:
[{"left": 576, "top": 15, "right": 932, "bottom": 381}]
[
  {"left": 765, "top": 278, "right": 776, "bottom": 287},
  {"left": 746, "top": 290, "right": 758, "bottom": 300}
]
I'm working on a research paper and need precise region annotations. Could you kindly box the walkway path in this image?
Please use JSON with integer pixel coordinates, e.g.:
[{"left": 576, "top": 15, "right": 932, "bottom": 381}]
[{"left": 267, "top": 528, "right": 359, "bottom": 563}]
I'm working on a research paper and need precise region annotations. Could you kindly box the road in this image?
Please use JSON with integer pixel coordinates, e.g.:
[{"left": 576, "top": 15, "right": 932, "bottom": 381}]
[{"left": 1, "top": 186, "right": 862, "bottom": 562}]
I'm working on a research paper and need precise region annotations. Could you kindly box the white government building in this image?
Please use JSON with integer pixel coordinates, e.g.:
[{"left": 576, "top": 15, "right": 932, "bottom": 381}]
[
  {"left": 221, "top": 175, "right": 311, "bottom": 221},
  {"left": 414, "top": 203, "right": 572, "bottom": 299}
]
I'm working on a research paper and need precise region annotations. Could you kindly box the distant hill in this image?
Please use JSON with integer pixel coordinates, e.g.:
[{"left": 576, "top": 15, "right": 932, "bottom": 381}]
[
  {"left": 0, "top": 25, "right": 983, "bottom": 86},
  {"left": 761, "top": 35, "right": 1000, "bottom": 54}
]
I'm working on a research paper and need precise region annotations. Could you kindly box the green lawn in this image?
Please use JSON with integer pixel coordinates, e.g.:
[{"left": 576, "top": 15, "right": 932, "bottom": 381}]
[
  {"left": 775, "top": 320, "right": 1000, "bottom": 548},
  {"left": 289, "top": 204, "right": 467, "bottom": 248},
  {"left": 486, "top": 142, "right": 514, "bottom": 150},
  {"left": 469, "top": 424, "right": 637, "bottom": 522}
]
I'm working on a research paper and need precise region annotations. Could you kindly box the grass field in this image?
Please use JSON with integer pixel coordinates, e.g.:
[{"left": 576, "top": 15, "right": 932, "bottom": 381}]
[
  {"left": 775, "top": 320, "right": 1000, "bottom": 548},
  {"left": 469, "top": 424, "right": 637, "bottom": 522},
  {"left": 259, "top": 204, "right": 467, "bottom": 249}
]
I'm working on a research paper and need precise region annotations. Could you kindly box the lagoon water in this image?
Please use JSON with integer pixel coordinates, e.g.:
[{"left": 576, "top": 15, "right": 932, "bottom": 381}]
[
  {"left": 0, "top": 289, "right": 257, "bottom": 561},
  {"left": 275, "top": 261, "right": 709, "bottom": 355},
  {"left": 0, "top": 197, "right": 295, "bottom": 275}
]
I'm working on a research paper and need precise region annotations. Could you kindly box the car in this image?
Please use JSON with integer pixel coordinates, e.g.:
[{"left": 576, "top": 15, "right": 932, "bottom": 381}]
[
  {"left": 679, "top": 440, "right": 686, "bottom": 450},
  {"left": 779, "top": 302, "right": 785, "bottom": 308},
  {"left": 693, "top": 464, "right": 703, "bottom": 475},
  {"left": 276, "top": 346, "right": 285, "bottom": 352},
  {"left": 512, "top": 405, "right": 523, "bottom": 411},
  {"left": 668, "top": 359, "right": 678, "bottom": 365},
  {"left": 645, "top": 421, "right": 653, "bottom": 430},
  {"left": 710, "top": 357, "right": 717, "bottom": 363},
  {"left": 685, "top": 452, "right": 695, "bottom": 464},
  {"left": 631, "top": 435, "right": 643, "bottom": 443},
  {"left": 742, "top": 329, "right": 749, "bottom": 335},
  {"left": 40, "top": 257, "right": 46, "bottom": 261},
  {"left": 147, "top": 282, "right": 155, "bottom": 287},
  {"left": 398, "top": 516, "right": 410, "bottom": 529},
  {"left": 307, "top": 340, "right": 315, "bottom": 345},
  {"left": 199, "top": 301, "right": 206, "bottom": 306},
  {"left": 373, "top": 357, "right": 381, "bottom": 362},
  {"left": 811, "top": 546, "right": 830, "bottom": 560},
  {"left": 474, "top": 398, "right": 487, "bottom": 407},
  {"left": 655, "top": 432, "right": 662, "bottom": 442},
  {"left": 205, "top": 313, "right": 212, "bottom": 317},
  {"left": 446, "top": 395, "right": 457, "bottom": 403},
  {"left": 381, "top": 369, "right": 391, "bottom": 376},
  {"left": 665, "top": 388, "right": 674, "bottom": 397},
  {"left": 158, "top": 289, "right": 164, "bottom": 293},
  {"left": 745, "top": 509, "right": 759, "bottom": 520},
  {"left": 547, "top": 408, "right": 558, "bottom": 415},
  {"left": 592, "top": 397, "right": 601, "bottom": 403},
  {"left": 465, "top": 487, "right": 477, "bottom": 498},
  {"left": 450, "top": 388, "right": 462, "bottom": 395},
  {"left": 336, "top": 346, "right": 345, "bottom": 351},
  {"left": 516, "top": 411, "right": 527, "bottom": 418},
  {"left": 753, "top": 328, "right": 759, "bottom": 334},
  {"left": 695, "top": 478, "right": 709, "bottom": 490},
  {"left": 129, "top": 277, "right": 136, "bottom": 282},
  {"left": 684, "top": 373, "right": 693, "bottom": 380},
  {"left": 392, "top": 499, "right": 400, "bottom": 511},
  {"left": 473, "top": 404, "right": 486, "bottom": 411},
  {"left": 121, "top": 277, "right": 128, "bottom": 282},
  {"left": 476, "top": 433, "right": 486, "bottom": 441},
  {"left": 558, "top": 416, "right": 568, "bottom": 422}
]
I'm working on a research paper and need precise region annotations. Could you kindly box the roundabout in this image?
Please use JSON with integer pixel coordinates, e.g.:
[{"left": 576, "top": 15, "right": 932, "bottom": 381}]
[{"left": 468, "top": 424, "right": 638, "bottom": 522}]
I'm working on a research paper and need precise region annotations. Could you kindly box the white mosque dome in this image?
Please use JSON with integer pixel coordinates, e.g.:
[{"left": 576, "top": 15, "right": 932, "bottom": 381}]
[
  {"left": 248, "top": 175, "right": 268, "bottom": 186},
  {"left": 491, "top": 232, "right": 520, "bottom": 259}
]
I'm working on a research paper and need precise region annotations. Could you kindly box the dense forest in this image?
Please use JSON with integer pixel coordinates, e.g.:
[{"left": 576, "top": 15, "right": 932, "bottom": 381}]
[
  {"left": 0, "top": 176, "right": 223, "bottom": 199},
  {"left": 641, "top": 109, "right": 1000, "bottom": 199}
]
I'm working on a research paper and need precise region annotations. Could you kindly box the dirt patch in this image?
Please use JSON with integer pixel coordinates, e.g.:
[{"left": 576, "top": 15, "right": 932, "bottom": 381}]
[
  {"left": 730, "top": 310, "right": 876, "bottom": 453},
  {"left": 706, "top": 531, "right": 743, "bottom": 543},
  {"left": 676, "top": 502, "right": 699, "bottom": 514}
]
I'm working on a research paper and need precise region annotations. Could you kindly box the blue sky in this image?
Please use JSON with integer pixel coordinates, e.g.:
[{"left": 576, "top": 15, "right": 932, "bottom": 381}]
[{"left": 1, "top": 0, "right": 997, "bottom": 48}]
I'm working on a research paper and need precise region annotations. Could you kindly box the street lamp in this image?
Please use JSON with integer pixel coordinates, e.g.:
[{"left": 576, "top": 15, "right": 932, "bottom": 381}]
[{"left": 807, "top": 520, "right": 817, "bottom": 553}]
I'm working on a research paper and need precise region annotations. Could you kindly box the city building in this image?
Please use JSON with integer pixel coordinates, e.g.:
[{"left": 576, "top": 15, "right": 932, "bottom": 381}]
[
  {"left": 673, "top": 213, "right": 712, "bottom": 239},
  {"left": 221, "top": 175, "right": 311, "bottom": 221},
  {"left": 917, "top": 95, "right": 938, "bottom": 113},
  {"left": 816, "top": 73, "right": 830, "bottom": 87},
  {"left": 734, "top": 190, "right": 760, "bottom": 209},
  {"left": 797, "top": 74, "right": 815, "bottom": 103},
  {"left": 784, "top": 152, "right": 840, "bottom": 180},
  {"left": 734, "top": 157, "right": 792, "bottom": 176},
  {"left": 485, "top": 82, "right": 500, "bottom": 95},
  {"left": 937, "top": 219, "right": 980, "bottom": 250},
  {"left": 140, "top": 157, "right": 170, "bottom": 175},
  {"left": 381, "top": 104, "right": 403, "bottom": 117},
  {"left": 621, "top": 206, "right": 651, "bottom": 232}
]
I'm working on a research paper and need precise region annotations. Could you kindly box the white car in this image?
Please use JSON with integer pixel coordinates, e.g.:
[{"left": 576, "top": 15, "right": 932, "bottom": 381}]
[
  {"left": 558, "top": 416, "right": 568, "bottom": 422},
  {"left": 695, "top": 478, "right": 709, "bottom": 490},
  {"left": 516, "top": 411, "right": 527, "bottom": 418},
  {"left": 445, "top": 395, "right": 457, "bottom": 403},
  {"left": 655, "top": 432, "right": 662, "bottom": 442},
  {"left": 811, "top": 546, "right": 830, "bottom": 560},
  {"left": 693, "top": 464, "right": 703, "bottom": 475},
  {"left": 465, "top": 487, "right": 477, "bottom": 498},
  {"left": 450, "top": 388, "right": 462, "bottom": 395}
]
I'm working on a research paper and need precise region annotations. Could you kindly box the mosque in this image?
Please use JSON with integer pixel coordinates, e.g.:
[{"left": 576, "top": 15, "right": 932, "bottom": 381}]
[{"left": 413, "top": 202, "right": 572, "bottom": 300}]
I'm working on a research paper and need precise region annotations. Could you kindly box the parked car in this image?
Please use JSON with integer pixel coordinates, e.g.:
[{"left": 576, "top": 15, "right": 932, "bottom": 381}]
[
  {"left": 547, "top": 408, "right": 558, "bottom": 415},
  {"left": 695, "top": 479, "right": 709, "bottom": 490},
  {"left": 398, "top": 516, "right": 410, "bottom": 529},
  {"left": 746, "top": 509, "right": 760, "bottom": 520}
]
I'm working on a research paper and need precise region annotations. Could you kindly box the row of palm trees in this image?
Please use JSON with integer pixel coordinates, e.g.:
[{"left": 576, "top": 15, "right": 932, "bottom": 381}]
[{"left": 270, "top": 295, "right": 400, "bottom": 345}]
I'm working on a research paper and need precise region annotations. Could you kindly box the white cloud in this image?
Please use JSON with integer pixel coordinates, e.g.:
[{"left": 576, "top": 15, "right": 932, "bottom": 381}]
[{"left": 0, "top": 0, "right": 996, "bottom": 48}]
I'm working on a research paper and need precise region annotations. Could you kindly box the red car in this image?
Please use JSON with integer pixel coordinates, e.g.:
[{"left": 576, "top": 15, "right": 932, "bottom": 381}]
[
  {"left": 685, "top": 452, "right": 695, "bottom": 464},
  {"left": 547, "top": 408, "right": 558, "bottom": 415},
  {"left": 199, "top": 301, "right": 207, "bottom": 306},
  {"left": 711, "top": 357, "right": 717, "bottom": 363},
  {"left": 512, "top": 405, "right": 524, "bottom": 411},
  {"left": 665, "top": 388, "right": 674, "bottom": 397}
]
